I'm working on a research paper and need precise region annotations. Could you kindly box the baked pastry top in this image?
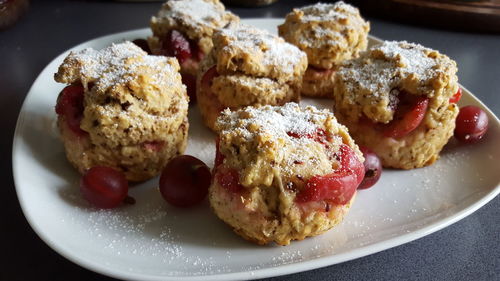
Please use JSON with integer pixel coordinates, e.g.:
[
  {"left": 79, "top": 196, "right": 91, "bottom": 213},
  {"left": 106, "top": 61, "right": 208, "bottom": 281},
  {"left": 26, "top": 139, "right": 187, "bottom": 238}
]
[
  {"left": 150, "top": 0, "right": 239, "bottom": 54},
  {"left": 211, "top": 24, "right": 308, "bottom": 83},
  {"left": 278, "top": 1, "right": 370, "bottom": 69}
]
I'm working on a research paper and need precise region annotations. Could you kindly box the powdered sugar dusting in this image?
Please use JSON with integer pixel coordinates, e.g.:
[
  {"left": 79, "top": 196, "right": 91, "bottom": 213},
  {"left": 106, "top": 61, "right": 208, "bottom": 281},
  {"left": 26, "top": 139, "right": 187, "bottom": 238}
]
[
  {"left": 58, "top": 41, "right": 177, "bottom": 91},
  {"left": 157, "top": 0, "right": 226, "bottom": 28},
  {"left": 301, "top": 25, "right": 343, "bottom": 48},
  {"left": 338, "top": 41, "right": 443, "bottom": 97},
  {"left": 279, "top": 1, "right": 370, "bottom": 56},
  {"left": 58, "top": 187, "right": 234, "bottom": 275},
  {"left": 378, "top": 41, "right": 437, "bottom": 77},
  {"left": 299, "top": 1, "right": 360, "bottom": 23},
  {"left": 217, "top": 103, "right": 327, "bottom": 143},
  {"left": 220, "top": 25, "right": 306, "bottom": 78}
]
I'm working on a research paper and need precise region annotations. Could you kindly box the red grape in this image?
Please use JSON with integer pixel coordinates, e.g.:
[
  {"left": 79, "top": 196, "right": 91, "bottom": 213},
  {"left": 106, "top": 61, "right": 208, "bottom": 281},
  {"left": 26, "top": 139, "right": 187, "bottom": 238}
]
[
  {"left": 358, "top": 146, "right": 382, "bottom": 189},
  {"left": 454, "top": 105, "right": 489, "bottom": 143},
  {"left": 80, "top": 166, "right": 129, "bottom": 208},
  {"left": 159, "top": 155, "right": 211, "bottom": 207}
]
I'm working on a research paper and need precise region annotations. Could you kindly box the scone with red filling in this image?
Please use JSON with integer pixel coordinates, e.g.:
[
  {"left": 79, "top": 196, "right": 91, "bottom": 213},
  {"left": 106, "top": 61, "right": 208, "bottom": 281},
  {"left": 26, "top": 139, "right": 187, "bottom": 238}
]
[
  {"left": 197, "top": 25, "right": 307, "bottom": 131},
  {"left": 334, "top": 41, "right": 460, "bottom": 169},
  {"left": 279, "top": 1, "right": 369, "bottom": 98},
  {"left": 54, "top": 42, "right": 189, "bottom": 181},
  {"left": 149, "top": 0, "right": 239, "bottom": 100},
  {"left": 210, "top": 103, "right": 364, "bottom": 245}
]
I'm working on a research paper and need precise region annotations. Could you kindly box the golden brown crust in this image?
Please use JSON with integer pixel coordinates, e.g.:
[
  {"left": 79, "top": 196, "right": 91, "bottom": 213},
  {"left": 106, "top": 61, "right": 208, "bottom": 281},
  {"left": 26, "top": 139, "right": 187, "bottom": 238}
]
[
  {"left": 149, "top": 0, "right": 239, "bottom": 55},
  {"left": 211, "top": 24, "right": 308, "bottom": 83},
  {"left": 278, "top": 1, "right": 370, "bottom": 70}
]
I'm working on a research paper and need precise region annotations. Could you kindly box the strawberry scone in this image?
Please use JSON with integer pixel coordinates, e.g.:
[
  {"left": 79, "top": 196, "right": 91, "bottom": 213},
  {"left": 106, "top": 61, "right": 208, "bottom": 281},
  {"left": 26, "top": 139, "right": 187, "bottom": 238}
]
[
  {"left": 197, "top": 25, "right": 307, "bottom": 131},
  {"left": 149, "top": 0, "right": 239, "bottom": 100},
  {"left": 278, "top": 1, "right": 369, "bottom": 98},
  {"left": 54, "top": 42, "right": 189, "bottom": 181},
  {"left": 334, "top": 41, "right": 460, "bottom": 169},
  {"left": 210, "top": 103, "right": 364, "bottom": 245}
]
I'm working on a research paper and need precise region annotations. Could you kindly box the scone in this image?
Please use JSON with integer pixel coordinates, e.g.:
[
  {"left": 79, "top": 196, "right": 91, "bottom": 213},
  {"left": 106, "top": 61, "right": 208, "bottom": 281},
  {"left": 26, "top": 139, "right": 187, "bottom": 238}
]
[
  {"left": 149, "top": 0, "right": 239, "bottom": 99},
  {"left": 334, "top": 41, "right": 460, "bottom": 169},
  {"left": 278, "top": 1, "right": 369, "bottom": 98},
  {"left": 197, "top": 24, "right": 308, "bottom": 131},
  {"left": 210, "top": 103, "right": 364, "bottom": 245},
  {"left": 54, "top": 42, "right": 189, "bottom": 181}
]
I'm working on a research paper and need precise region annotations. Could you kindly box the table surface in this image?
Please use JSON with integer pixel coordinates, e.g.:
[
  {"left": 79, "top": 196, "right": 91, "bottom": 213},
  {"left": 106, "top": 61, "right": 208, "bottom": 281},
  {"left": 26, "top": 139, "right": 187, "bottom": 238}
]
[{"left": 2, "top": 1, "right": 499, "bottom": 280}]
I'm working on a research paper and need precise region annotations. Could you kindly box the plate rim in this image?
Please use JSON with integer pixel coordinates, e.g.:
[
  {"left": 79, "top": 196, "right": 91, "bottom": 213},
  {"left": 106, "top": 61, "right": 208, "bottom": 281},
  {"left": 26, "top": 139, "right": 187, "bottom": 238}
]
[{"left": 12, "top": 18, "right": 500, "bottom": 281}]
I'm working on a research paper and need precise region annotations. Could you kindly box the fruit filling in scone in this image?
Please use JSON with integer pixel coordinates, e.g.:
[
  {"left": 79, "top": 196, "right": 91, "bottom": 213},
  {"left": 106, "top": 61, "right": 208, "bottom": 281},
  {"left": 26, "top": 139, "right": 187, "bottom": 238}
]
[
  {"left": 54, "top": 42, "right": 189, "bottom": 182},
  {"left": 149, "top": 0, "right": 239, "bottom": 102},
  {"left": 334, "top": 41, "right": 460, "bottom": 169},
  {"left": 55, "top": 84, "right": 88, "bottom": 138},
  {"left": 209, "top": 103, "right": 364, "bottom": 245},
  {"left": 279, "top": 1, "right": 370, "bottom": 98},
  {"left": 197, "top": 25, "right": 308, "bottom": 131}
]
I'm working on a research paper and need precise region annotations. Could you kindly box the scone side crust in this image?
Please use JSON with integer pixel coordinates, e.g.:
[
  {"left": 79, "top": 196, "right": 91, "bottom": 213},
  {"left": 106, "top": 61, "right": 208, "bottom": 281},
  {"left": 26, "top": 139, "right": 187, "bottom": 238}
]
[
  {"left": 301, "top": 66, "right": 336, "bottom": 98},
  {"left": 336, "top": 103, "right": 458, "bottom": 169}
]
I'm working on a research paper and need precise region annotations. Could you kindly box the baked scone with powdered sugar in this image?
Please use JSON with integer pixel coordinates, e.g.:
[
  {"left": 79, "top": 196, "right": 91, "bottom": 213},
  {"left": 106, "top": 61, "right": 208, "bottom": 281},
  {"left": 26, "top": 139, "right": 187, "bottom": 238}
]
[
  {"left": 196, "top": 24, "right": 308, "bottom": 131},
  {"left": 149, "top": 0, "right": 239, "bottom": 100},
  {"left": 334, "top": 40, "right": 460, "bottom": 169},
  {"left": 210, "top": 103, "right": 364, "bottom": 245},
  {"left": 54, "top": 42, "right": 189, "bottom": 181},
  {"left": 278, "top": 1, "right": 369, "bottom": 98}
]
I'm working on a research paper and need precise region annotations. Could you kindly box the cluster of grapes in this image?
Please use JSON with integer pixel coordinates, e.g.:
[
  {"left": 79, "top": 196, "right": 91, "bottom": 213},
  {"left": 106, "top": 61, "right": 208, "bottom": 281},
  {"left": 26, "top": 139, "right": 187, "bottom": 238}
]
[{"left": 80, "top": 156, "right": 211, "bottom": 209}]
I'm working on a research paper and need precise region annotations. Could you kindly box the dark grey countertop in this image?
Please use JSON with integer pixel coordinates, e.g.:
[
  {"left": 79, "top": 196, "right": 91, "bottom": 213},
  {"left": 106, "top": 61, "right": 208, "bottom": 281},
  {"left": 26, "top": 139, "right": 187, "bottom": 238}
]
[{"left": 2, "top": 1, "right": 498, "bottom": 280}]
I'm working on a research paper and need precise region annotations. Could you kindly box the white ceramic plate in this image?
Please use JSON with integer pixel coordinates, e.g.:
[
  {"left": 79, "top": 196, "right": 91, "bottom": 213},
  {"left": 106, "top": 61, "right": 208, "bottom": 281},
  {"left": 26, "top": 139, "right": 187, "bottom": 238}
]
[{"left": 13, "top": 19, "right": 500, "bottom": 281}]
